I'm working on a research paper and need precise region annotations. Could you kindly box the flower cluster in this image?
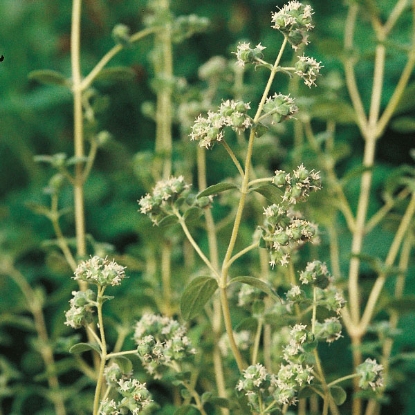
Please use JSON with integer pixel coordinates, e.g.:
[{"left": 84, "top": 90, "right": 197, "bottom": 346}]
[
  {"left": 133, "top": 314, "right": 196, "bottom": 379},
  {"left": 271, "top": 1, "right": 314, "bottom": 50},
  {"left": 273, "top": 164, "right": 321, "bottom": 204},
  {"left": 283, "top": 262, "right": 345, "bottom": 343},
  {"left": 64, "top": 289, "right": 96, "bottom": 329},
  {"left": 314, "top": 317, "right": 343, "bottom": 343},
  {"left": 99, "top": 378, "right": 153, "bottom": 415},
  {"left": 299, "top": 260, "right": 331, "bottom": 289},
  {"left": 261, "top": 93, "right": 298, "bottom": 124},
  {"left": 261, "top": 204, "right": 318, "bottom": 267},
  {"left": 295, "top": 55, "right": 323, "bottom": 87},
  {"left": 236, "top": 361, "right": 313, "bottom": 412},
  {"left": 74, "top": 256, "right": 126, "bottom": 287},
  {"left": 138, "top": 175, "right": 191, "bottom": 225},
  {"left": 234, "top": 42, "right": 266, "bottom": 68},
  {"left": 356, "top": 358, "right": 384, "bottom": 391},
  {"left": 190, "top": 100, "right": 252, "bottom": 149}
]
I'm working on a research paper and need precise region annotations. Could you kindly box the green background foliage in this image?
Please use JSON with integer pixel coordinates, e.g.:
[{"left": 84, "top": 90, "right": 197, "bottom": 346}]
[{"left": 1, "top": 0, "right": 415, "bottom": 414}]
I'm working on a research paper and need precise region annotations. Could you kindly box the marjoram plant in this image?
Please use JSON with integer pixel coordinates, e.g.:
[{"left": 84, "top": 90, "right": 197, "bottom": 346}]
[{"left": 3, "top": 1, "right": 415, "bottom": 415}]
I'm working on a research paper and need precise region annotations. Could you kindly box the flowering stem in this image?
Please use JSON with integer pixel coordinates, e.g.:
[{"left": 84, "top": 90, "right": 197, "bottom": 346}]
[
  {"left": 176, "top": 213, "right": 221, "bottom": 280},
  {"left": 221, "top": 139, "right": 244, "bottom": 177},
  {"left": 93, "top": 286, "right": 108, "bottom": 415},
  {"left": 197, "top": 147, "right": 228, "bottom": 412},
  {"left": 80, "top": 26, "right": 160, "bottom": 91},
  {"left": 251, "top": 317, "right": 263, "bottom": 365}
]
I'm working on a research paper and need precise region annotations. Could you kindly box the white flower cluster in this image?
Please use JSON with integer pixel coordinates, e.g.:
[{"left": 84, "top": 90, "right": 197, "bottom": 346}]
[
  {"left": 190, "top": 100, "right": 252, "bottom": 149},
  {"left": 356, "top": 358, "right": 384, "bottom": 391},
  {"left": 234, "top": 42, "right": 266, "bottom": 68},
  {"left": 295, "top": 55, "right": 323, "bottom": 87},
  {"left": 74, "top": 256, "right": 126, "bottom": 287},
  {"left": 99, "top": 378, "right": 153, "bottom": 415},
  {"left": 134, "top": 314, "right": 196, "bottom": 379},
  {"left": 271, "top": 1, "right": 314, "bottom": 50}
]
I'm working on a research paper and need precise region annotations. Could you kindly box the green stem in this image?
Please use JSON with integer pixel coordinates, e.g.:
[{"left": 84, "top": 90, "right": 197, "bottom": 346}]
[
  {"left": 93, "top": 287, "right": 108, "bottom": 415},
  {"left": 359, "top": 192, "right": 415, "bottom": 331},
  {"left": 221, "top": 139, "right": 245, "bottom": 177},
  {"left": 5, "top": 263, "right": 67, "bottom": 415},
  {"left": 50, "top": 194, "right": 77, "bottom": 271},
  {"left": 196, "top": 147, "right": 228, "bottom": 413},
  {"left": 251, "top": 318, "right": 263, "bottom": 365},
  {"left": 81, "top": 27, "right": 160, "bottom": 91},
  {"left": 71, "top": 0, "right": 86, "bottom": 259},
  {"left": 177, "top": 213, "right": 221, "bottom": 280}
]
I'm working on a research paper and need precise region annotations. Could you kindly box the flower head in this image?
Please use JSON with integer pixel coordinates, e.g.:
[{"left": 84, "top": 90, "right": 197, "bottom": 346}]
[
  {"left": 356, "top": 359, "right": 384, "bottom": 391},
  {"left": 234, "top": 42, "right": 266, "bottom": 67},
  {"left": 295, "top": 55, "right": 323, "bottom": 87},
  {"left": 74, "top": 256, "right": 126, "bottom": 287},
  {"left": 271, "top": 2, "right": 314, "bottom": 50}
]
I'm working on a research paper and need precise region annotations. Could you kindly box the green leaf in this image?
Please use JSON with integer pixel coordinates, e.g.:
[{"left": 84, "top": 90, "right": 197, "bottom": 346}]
[
  {"left": 206, "top": 397, "right": 231, "bottom": 408},
  {"left": 386, "top": 295, "right": 415, "bottom": 314},
  {"left": 197, "top": 182, "right": 238, "bottom": 198},
  {"left": 394, "top": 82, "right": 415, "bottom": 114},
  {"left": 69, "top": 342, "right": 101, "bottom": 354},
  {"left": 180, "top": 276, "right": 218, "bottom": 320},
  {"left": 94, "top": 67, "right": 135, "bottom": 83},
  {"left": 113, "top": 356, "right": 133, "bottom": 374},
  {"left": 173, "top": 405, "right": 199, "bottom": 415},
  {"left": 28, "top": 70, "right": 68, "bottom": 86},
  {"left": 391, "top": 116, "right": 415, "bottom": 133},
  {"left": 312, "top": 101, "right": 356, "bottom": 124},
  {"left": 158, "top": 215, "right": 178, "bottom": 227},
  {"left": 184, "top": 207, "right": 202, "bottom": 224},
  {"left": 230, "top": 276, "right": 280, "bottom": 301},
  {"left": 250, "top": 184, "right": 282, "bottom": 204},
  {"left": 330, "top": 386, "right": 347, "bottom": 406}
]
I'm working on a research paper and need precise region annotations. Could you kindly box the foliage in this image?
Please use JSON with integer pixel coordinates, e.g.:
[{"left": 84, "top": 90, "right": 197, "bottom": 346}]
[{"left": 1, "top": 1, "right": 415, "bottom": 415}]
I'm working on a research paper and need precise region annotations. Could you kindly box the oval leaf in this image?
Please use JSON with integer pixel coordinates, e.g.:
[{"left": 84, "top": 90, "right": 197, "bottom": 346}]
[
  {"left": 29, "top": 70, "right": 68, "bottom": 86},
  {"left": 330, "top": 386, "right": 347, "bottom": 406},
  {"left": 158, "top": 215, "right": 178, "bottom": 227},
  {"left": 197, "top": 182, "right": 238, "bottom": 199},
  {"left": 181, "top": 276, "right": 218, "bottom": 320},
  {"left": 69, "top": 342, "right": 101, "bottom": 354},
  {"left": 230, "top": 276, "right": 280, "bottom": 301},
  {"left": 250, "top": 184, "right": 282, "bottom": 204},
  {"left": 113, "top": 356, "right": 133, "bottom": 374},
  {"left": 94, "top": 67, "right": 135, "bottom": 82},
  {"left": 391, "top": 116, "right": 415, "bottom": 133},
  {"left": 184, "top": 207, "right": 203, "bottom": 224}
]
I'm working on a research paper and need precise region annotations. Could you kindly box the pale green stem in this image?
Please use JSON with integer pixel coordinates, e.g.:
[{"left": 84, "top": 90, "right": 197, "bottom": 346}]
[
  {"left": 71, "top": 0, "right": 86, "bottom": 259},
  {"left": 5, "top": 264, "right": 67, "bottom": 415},
  {"left": 251, "top": 318, "right": 263, "bottom": 365},
  {"left": 221, "top": 139, "right": 245, "bottom": 177},
  {"left": 311, "top": 287, "right": 317, "bottom": 334},
  {"left": 196, "top": 147, "right": 228, "bottom": 413},
  {"left": 248, "top": 177, "right": 273, "bottom": 187},
  {"left": 176, "top": 214, "right": 221, "bottom": 280},
  {"left": 50, "top": 194, "right": 78, "bottom": 271},
  {"left": 365, "top": 188, "right": 411, "bottom": 233},
  {"left": 93, "top": 287, "right": 108, "bottom": 415},
  {"left": 359, "top": 192, "right": 415, "bottom": 332},
  {"left": 227, "top": 242, "right": 259, "bottom": 269},
  {"left": 221, "top": 37, "right": 288, "bottom": 282},
  {"left": 344, "top": 4, "right": 367, "bottom": 133},
  {"left": 161, "top": 242, "right": 172, "bottom": 316},
  {"left": 80, "top": 27, "right": 160, "bottom": 90},
  {"left": 81, "top": 139, "right": 98, "bottom": 183},
  {"left": 303, "top": 119, "right": 355, "bottom": 232}
]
